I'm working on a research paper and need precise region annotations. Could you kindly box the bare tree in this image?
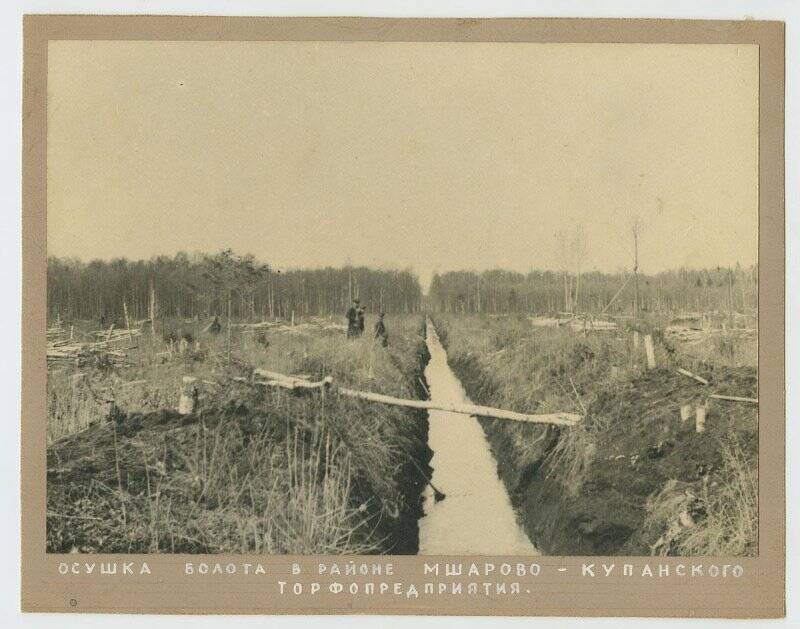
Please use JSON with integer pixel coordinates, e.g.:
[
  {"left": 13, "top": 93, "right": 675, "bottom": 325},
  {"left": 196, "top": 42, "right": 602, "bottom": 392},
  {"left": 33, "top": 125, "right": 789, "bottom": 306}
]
[
  {"left": 555, "top": 230, "right": 570, "bottom": 312},
  {"left": 571, "top": 224, "right": 588, "bottom": 313},
  {"left": 201, "top": 249, "right": 269, "bottom": 366},
  {"left": 631, "top": 214, "right": 643, "bottom": 322}
]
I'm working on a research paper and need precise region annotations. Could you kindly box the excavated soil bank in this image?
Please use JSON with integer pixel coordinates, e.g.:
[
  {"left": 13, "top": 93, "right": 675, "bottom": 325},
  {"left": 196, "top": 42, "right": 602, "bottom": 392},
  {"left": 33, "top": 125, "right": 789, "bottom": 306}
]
[
  {"left": 434, "top": 321, "right": 757, "bottom": 556},
  {"left": 385, "top": 324, "right": 433, "bottom": 554},
  {"left": 47, "top": 323, "right": 433, "bottom": 555}
]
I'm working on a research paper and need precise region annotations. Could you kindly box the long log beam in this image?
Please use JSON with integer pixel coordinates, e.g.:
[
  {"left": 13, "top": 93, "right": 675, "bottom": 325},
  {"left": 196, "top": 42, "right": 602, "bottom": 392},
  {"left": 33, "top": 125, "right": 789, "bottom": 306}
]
[
  {"left": 709, "top": 394, "right": 758, "bottom": 404},
  {"left": 337, "top": 386, "right": 582, "bottom": 426},
  {"left": 252, "top": 368, "right": 582, "bottom": 425}
]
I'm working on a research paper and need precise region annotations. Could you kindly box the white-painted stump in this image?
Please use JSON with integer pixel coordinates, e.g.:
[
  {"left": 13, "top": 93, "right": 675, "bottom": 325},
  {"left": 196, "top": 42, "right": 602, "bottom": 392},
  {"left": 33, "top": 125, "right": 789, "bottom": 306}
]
[{"left": 695, "top": 404, "right": 707, "bottom": 433}]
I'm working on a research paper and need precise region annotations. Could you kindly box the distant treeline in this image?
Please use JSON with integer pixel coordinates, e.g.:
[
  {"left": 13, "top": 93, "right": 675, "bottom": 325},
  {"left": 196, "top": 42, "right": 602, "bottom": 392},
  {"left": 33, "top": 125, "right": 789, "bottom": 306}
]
[
  {"left": 47, "top": 252, "right": 423, "bottom": 322},
  {"left": 428, "top": 265, "right": 758, "bottom": 315},
  {"left": 47, "top": 252, "right": 758, "bottom": 323}
]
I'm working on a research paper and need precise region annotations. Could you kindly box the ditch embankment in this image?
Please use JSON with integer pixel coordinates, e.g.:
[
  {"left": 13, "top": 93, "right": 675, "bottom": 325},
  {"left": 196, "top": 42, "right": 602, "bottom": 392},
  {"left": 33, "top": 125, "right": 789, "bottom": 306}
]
[
  {"left": 431, "top": 315, "right": 758, "bottom": 557},
  {"left": 47, "top": 315, "right": 434, "bottom": 555}
]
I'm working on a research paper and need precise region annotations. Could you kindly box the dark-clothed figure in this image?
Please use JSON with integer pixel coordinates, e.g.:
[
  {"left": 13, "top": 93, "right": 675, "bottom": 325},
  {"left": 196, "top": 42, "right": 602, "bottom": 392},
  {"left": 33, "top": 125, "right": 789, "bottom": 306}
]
[
  {"left": 357, "top": 306, "right": 366, "bottom": 336},
  {"left": 346, "top": 299, "right": 360, "bottom": 339},
  {"left": 374, "top": 312, "right": 388, "bottom": 347},
  {"left": 209, "top": 315, "right": 222, "bottom": 334}
]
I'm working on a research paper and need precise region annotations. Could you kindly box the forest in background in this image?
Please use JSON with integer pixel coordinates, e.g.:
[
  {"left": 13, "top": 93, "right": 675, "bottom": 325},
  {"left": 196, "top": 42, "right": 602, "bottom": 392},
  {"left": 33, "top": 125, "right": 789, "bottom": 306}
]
[
  {"left": 428, "top": 265, "right": 758, "bottom": 316},
  {"left": 46, "top": 250, "right": 757, "bottom": 323},
  {"left": 47, "top": 251, "right": 423, "bottom": 322}
]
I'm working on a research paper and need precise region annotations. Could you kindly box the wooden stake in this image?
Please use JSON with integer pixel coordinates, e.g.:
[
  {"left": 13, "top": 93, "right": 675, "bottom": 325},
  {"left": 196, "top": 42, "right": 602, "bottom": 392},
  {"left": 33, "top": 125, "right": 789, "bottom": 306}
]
[
  {"left": 680, "top": 404, "right": 691, "bottom": 423},
  {"left": 644, "top": 334, "right": 656, "bottom": 369},
  {"left": 178, "top": 390, "right": 195, "bottom": 415},
  {"left": 633, "top": 330, "right": 640, "bottom": 350}
]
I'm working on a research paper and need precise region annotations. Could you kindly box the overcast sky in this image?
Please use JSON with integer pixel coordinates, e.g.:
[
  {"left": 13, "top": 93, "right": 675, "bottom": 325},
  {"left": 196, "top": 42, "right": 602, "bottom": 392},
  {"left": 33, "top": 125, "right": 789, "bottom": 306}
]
[{"left": 48, "top": 41, "right": 758, "bottom": 288}]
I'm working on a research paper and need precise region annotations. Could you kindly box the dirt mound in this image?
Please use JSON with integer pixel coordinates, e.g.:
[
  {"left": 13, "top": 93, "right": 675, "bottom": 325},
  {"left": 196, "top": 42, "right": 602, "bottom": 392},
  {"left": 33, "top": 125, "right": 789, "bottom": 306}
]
[
  {"left": 450, "top": 355, "right": 757, "bottom": 556},
  {"left": 47, "top": 333, "right": 434, "bottom": 555}
]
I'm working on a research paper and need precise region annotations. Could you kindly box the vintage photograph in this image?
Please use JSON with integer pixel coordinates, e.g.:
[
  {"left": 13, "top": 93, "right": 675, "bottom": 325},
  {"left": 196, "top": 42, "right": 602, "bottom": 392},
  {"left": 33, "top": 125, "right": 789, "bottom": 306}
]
[{"left": 45, "top": 40, "right": 759, "bottom": 558}]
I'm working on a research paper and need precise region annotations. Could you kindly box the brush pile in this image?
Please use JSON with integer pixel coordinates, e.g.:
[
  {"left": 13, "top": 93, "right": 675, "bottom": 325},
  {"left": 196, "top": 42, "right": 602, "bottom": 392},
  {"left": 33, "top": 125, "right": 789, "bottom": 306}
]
[{"left": 47, "top": 326, "right": 140, "bottom": 368}]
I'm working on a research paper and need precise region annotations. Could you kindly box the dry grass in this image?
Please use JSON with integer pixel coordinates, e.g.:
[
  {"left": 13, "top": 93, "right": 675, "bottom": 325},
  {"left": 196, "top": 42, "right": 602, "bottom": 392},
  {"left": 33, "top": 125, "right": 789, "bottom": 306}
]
[
  {"left": 675, "top": 439, "right": 758, "bottom": 556},
  {"left": 435, "top": 314, "right": 639, "bottom": 497},
  {"left": 433, "top": 313, "right": 758, "bottom": 556},
  {"left": 47, "top": 314, "right": 429, "bottom": 555}
]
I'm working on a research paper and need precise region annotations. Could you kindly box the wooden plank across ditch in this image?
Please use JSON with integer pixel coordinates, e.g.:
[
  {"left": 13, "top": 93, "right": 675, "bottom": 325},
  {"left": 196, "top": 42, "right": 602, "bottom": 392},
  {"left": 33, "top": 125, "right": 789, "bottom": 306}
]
[
  {"left": 337, "top": 387, "right": 582, "bottom": 426},
  {"left": 252, "top": 368, "right": 583, "bottom": 427}
]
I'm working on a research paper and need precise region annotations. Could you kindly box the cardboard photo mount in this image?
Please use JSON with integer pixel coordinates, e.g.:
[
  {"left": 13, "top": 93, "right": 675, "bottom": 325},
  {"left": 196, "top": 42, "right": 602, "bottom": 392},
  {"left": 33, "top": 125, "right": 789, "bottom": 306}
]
[{"left": 22, "top": 16, "right": 785, "bottom": 617}]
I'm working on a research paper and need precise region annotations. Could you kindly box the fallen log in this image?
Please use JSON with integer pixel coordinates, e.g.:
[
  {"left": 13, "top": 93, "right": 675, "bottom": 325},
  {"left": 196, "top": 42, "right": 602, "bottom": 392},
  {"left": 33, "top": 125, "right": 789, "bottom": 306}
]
[
  {"left": 257, "top": 376, "right": 334, "bottom": 391},
  {"left": 337, "top": 387, "right": 582, "bottom": 426},
  {"left": 530, "top": 316, "right": 561, "bottom": 328},
  {"left": 251, "top": 368, "right": 581, "bottom": 425},
  {"left": 675, "top": 368, "right": 709, "bottom": 385},
  {"left": 709, "top": 394, "right": 758, "bottom": 404},
  {"left": 567, "top": 318, "right": 617, "bottom": 332},
  {"left": 253, "top": 368, "right": 334, "bottom": 391}
]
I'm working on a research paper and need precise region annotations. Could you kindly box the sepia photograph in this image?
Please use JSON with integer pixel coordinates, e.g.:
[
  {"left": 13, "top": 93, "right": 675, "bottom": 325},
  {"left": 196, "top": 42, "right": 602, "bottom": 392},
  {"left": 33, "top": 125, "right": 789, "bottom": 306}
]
[{"left": 43, "top": 38, "right": 760, "bottom": 559}]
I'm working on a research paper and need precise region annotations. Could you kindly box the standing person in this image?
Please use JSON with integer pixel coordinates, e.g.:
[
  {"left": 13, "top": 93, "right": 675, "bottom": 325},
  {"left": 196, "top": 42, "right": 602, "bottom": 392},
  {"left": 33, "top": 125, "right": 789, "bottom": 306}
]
[
  {"left": 357, "top": 304, "right": 366, "bottom": 337},
  {"left": 209, "top": 315, "right": 222, "bottom": 334},
  {"left": 374, "top": 312, "right": 388, "bottom": 347},
  {"left": 346, "top": 298, "right": 360, "bottom": 339}
]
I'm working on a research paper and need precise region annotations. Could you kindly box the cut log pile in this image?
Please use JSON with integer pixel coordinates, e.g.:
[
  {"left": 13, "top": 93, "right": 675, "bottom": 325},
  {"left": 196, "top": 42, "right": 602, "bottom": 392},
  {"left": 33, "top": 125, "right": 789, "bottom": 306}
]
[
  {"left": 91, "top": 327, "right": 142, "bottom": 343},
  {"left": 47, "top": 340, "right": 128, "bottom": 367},
  {"left": 47, "top": 325, "right": 67, "bottom": 341},
  {"left": 665, "top": 325, "right": 756, "bottom": 344},
  {"left": 47, "top": 326, "right": 140, "bottom": 368},
  {"left": 529, "top": 316, "right": 561, "bottom": 328},
  {"left": 529, "top": 315, "right": 617, "bottom": 332},
  {"left": 565, "top": 318, "right": 618, "bottom": 332}
]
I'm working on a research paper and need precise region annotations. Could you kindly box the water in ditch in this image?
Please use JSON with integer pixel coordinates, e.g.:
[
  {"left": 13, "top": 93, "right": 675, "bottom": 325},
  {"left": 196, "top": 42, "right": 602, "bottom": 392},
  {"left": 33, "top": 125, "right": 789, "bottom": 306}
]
[{"left": 417, "top": 320, "right": 539, "bottom": 555}]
